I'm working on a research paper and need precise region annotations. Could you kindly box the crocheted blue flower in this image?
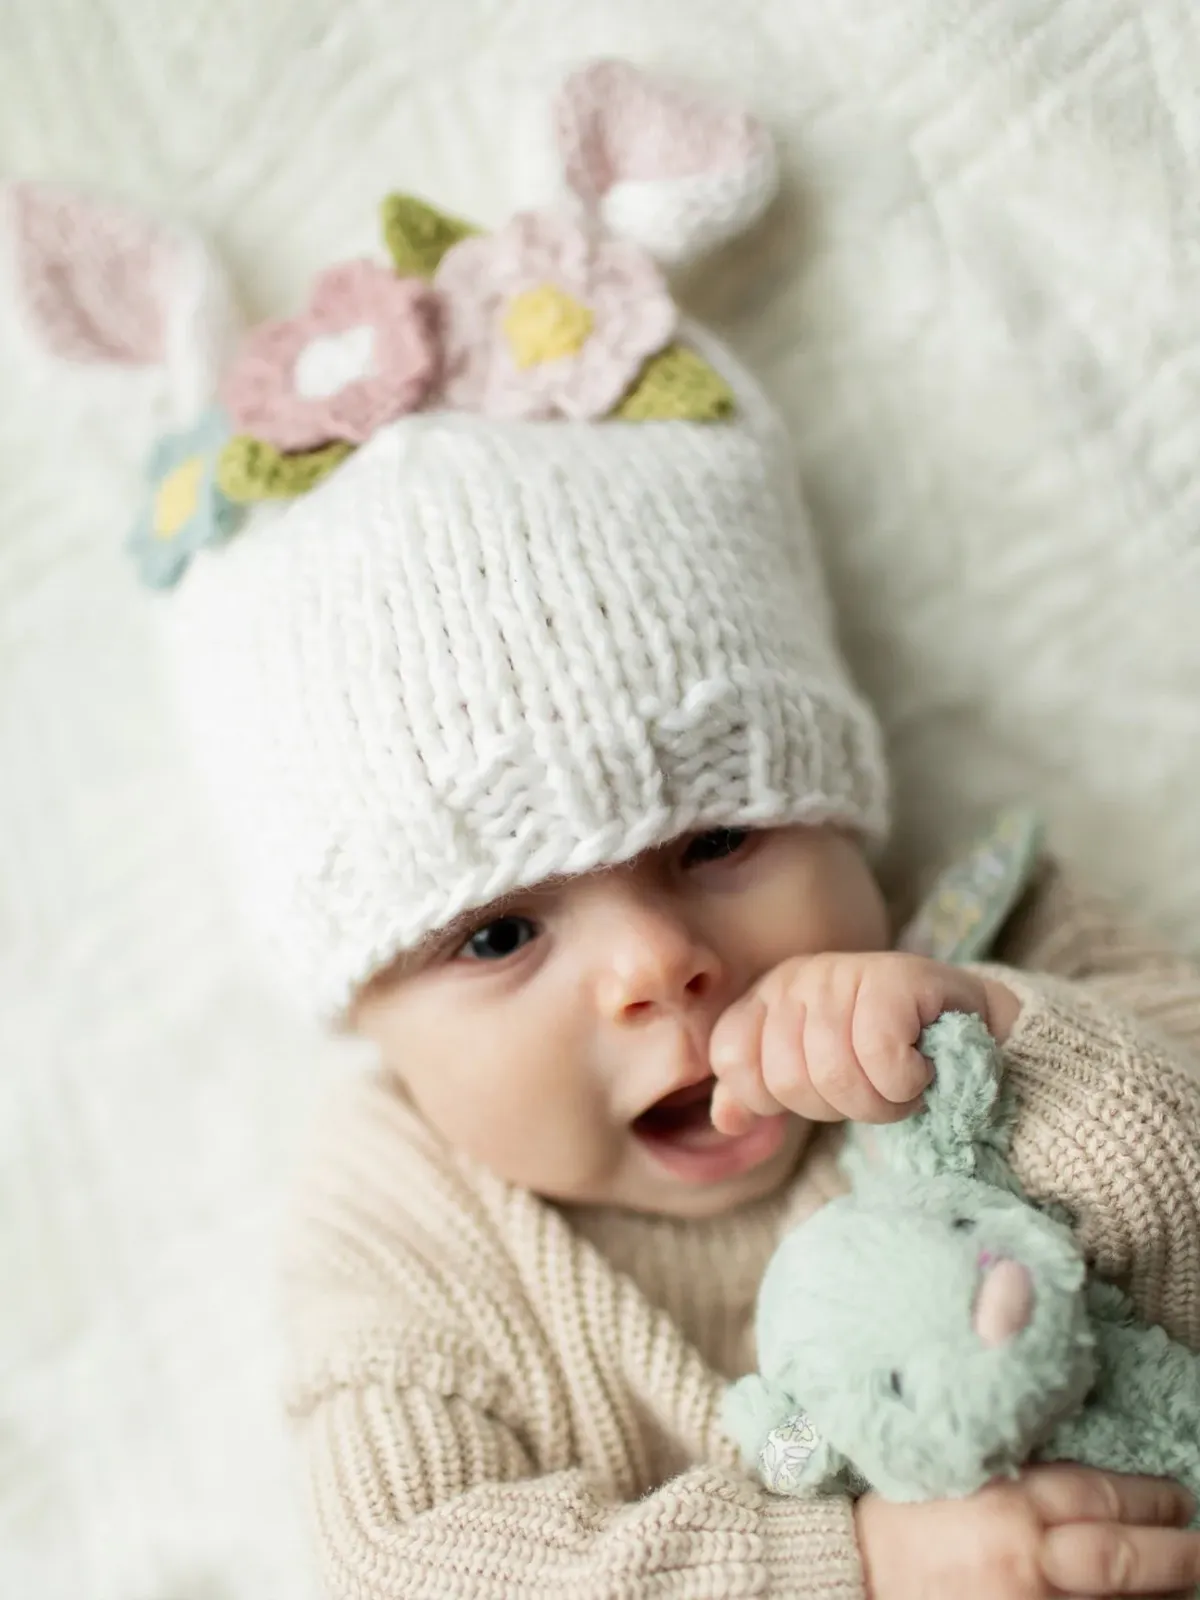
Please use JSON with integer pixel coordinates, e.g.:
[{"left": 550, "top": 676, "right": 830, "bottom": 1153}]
[{"left": 127, "top": 406, "right": 243, "bottom": 590}]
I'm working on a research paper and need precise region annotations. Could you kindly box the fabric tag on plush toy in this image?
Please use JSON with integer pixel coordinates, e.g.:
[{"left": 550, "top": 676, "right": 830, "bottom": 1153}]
[
  {"left": 897, "top": 807, "right": 1043, "bottom": 965},
  {"left": 758, "top": 1412, "right": 821, "bottom": 1495}
]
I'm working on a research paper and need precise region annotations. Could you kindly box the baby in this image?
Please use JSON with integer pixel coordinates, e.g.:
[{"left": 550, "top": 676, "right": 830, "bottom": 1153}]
[{"left": 97, "top": 60, "right": 1200, "bottom": 1600}]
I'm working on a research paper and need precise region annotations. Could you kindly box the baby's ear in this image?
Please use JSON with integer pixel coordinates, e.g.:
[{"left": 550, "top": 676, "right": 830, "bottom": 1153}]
[
  {"left": 551, "top": 59, "right": 778, "bottom": 268},
  {"left": 2, "top": 182, "right": 241, "bottom": 423}
]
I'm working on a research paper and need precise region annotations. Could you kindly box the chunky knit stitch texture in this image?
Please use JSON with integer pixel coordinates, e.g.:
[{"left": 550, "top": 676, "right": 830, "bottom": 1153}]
[
  {"left": 284, "top": 869, "right": 1200, "bottom": 1599},
  {"left": 165, "top": 325, "right": 888, "bottom": 1019}
]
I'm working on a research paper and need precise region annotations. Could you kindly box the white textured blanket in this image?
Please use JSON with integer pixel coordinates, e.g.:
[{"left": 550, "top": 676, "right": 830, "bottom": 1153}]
[{"left": 2, "top": 2, "right": 1199, "bottom": 1595}]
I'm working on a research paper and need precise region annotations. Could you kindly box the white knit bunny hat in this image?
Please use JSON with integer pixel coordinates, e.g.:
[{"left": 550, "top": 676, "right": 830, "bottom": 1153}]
[{"left": 5, "top": 62, "right": 888, "bottom": 1020}]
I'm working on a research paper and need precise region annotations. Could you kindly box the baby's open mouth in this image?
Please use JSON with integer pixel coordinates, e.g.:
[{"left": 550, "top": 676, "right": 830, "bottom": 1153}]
[
  {"left": 632, "top": 1076, "right": 791, "bottom": 1185},
  {"left": 632, "top": 1076, "right": 719, "bottom": 1146}
]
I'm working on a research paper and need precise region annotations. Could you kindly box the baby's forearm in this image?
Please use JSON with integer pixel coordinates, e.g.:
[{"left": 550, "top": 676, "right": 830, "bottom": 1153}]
[
  {"left": 299, "top": 1379, "right": 864, "bottom": 1600},
  {"left": 975, "top": 962, "right": 1200, "bottom": 1348}
]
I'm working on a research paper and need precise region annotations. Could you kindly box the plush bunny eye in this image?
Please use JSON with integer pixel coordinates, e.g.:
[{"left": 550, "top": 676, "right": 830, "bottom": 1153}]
[
  {"left": 951, "top": 1217, "right": 976, "bottom": 1232},
  {"left": 889, "top": 1370, "right": 904, "bottom": 1398}
]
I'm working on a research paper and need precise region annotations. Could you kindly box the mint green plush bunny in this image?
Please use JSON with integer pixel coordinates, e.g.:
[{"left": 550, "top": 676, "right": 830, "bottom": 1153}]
[{"left": 722, "top": 1013, "right": 1200, "bottom": 1520}]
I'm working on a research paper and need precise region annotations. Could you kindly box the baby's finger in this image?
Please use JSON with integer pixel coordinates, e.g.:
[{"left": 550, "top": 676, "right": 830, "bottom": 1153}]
[
  {"left": 849, "top": 960, "right": 934, "bottom": 1105},
  {"left": 1059, "top": 1590, "right": 1193, "bottom": 1599},
  {"left": 709, "top": 1082, "right": 758, "bottom": 1137},
  {"left": 796, "top": 997, "right": 918, "bottom": 1124},
  {"left": 1040, "top": 1522, "right": 1200, "bottom": 1596},
  {"left": 709, "top": 996, "right": 782, "bottom": 1121},
  {"left": 1023, "top": 1465, "right": 1194, "bottom": 1530},
  {"left": 851, "top": 1022, "right": 933, "bottom": 1108},
  {"left": 756, "top": 986, "right": 840, "bottom": 1121}
]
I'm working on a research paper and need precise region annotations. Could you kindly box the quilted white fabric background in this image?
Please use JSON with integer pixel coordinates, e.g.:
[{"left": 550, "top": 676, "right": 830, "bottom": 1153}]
[{"left": 2, "top": 1, "right": 1200, "bottom": 1595}]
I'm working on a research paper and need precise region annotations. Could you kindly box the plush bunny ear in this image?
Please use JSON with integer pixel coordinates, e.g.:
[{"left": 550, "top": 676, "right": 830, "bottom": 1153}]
[
  {"left": 552, "top": 60, "right": 778, "bottom": 268},
  {"left": 845, "top": 1013, "right": 1022, "bottom": 1193},
  {"left": 3, "top": 182, "right": 241, "bottom": 423}
]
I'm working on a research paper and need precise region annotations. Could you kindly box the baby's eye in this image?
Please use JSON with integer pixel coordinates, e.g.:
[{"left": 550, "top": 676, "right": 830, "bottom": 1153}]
[
  {"left": 682, "top": 827, "right": 751, "bottom": 868},
  {"left": 457, "top": 915, "right": 538, "bottom": 962}
]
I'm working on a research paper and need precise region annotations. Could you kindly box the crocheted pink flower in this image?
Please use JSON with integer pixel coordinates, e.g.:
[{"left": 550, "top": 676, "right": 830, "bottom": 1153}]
[
  {"left": 434, "top": 211, "right": 677, "bottom": 420},
  {"left": 221, "top": 261, "right": 439, "bottom": 450}
]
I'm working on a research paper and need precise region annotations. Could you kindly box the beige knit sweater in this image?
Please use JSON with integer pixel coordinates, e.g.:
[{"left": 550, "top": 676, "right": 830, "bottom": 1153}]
[{"left": 283, "top": 870, "right": 1200, "bottom": 1600}]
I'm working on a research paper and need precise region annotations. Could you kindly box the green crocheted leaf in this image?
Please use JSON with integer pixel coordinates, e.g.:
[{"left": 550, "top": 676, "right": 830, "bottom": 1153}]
[
  {"left": 216, "top": 436, "right": 354, "bottom": 502},
  {"left": 614, "top": 343, "right": 736, "bottom": 422},
  {"left": 381, "top": 193, "right": 479, "bottom": 277}
]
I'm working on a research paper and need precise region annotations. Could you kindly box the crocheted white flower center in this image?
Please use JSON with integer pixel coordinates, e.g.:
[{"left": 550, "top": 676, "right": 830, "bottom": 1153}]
[{"left": 294, "top": 324, "right": 378, "bottom": 397}]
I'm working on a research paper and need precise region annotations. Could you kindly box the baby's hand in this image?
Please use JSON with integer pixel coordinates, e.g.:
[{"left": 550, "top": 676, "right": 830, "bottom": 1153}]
[
  {"left": 709, "top": 951, "right": 1020, "bottom": 1134},
  {"left": 856, "top": 1465, "right": 1200, "bottom": 1600}
]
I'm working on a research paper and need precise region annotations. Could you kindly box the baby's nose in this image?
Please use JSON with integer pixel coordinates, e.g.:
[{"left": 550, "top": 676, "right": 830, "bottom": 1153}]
[
  {"left": 972, "top": 1256, "right": 1034, "bottom": 1346},
  {"left": 595, "top": 903, "right": 721, "bottom": 1021}
]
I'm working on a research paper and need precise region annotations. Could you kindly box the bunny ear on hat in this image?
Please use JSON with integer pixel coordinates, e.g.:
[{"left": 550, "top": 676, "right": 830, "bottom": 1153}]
[
  {"left": 552, "top": 59, "right": 778, "bottom": 268},
  {"left": 2, "top": 182, "right": 241, "bottom": 424}
]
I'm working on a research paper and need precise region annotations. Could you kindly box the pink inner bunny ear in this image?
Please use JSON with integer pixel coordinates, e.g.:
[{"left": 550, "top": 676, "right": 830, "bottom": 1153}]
[
  {"left": 555, "top": 60, "right": 626, "bottom": 206},
  {"left": 552, "top": 60, "right": 777, "bottom": 268},
  {"left": 556, "top": 60, "right": 755, "bottom": 195},
  {"left": 10, "top": 183, "right": 174, "bottom": 365}
]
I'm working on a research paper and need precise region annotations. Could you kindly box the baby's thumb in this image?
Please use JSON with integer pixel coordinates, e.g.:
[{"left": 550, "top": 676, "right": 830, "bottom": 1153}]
[{"left": 709, "top": 1082, "right": 757, "bottom": 1137}]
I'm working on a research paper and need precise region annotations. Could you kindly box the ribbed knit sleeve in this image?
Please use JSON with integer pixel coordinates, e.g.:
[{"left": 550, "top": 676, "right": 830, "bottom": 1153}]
[
  {"left": 283, "top": 1075, "right": 867, "bottom": 1600},
  {"left": 968, "top": 963, "right": 1200, "bottom": 1349},
  {"left": 297, "top": 1378, "right": 863, "bottom": 1599},
  {"left": 283, "top": 865, "right": 1200, "bottom": 1600},
  {"left": 996, "top": 866, "right": 1200, "bottom": 1062}
]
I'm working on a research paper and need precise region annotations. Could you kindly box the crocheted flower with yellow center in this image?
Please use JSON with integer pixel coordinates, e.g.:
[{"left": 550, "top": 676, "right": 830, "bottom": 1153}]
[
  {"left": 503, "top": 284, "right": 596, "bottom": 368},
  {"left": 221, "top": 260, "right": 440, "bottom": 451},
  {"left": 435, "top": 210, "right": 677, "bottom": 420},
  {"left": 127, "top": 407, "right": 242, "bottom": 589}
]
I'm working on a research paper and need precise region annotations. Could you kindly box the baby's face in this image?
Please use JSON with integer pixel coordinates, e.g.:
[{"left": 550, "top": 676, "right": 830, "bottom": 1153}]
[{"left": 353, "top": 826, "right": 889, "bottom": 1218}]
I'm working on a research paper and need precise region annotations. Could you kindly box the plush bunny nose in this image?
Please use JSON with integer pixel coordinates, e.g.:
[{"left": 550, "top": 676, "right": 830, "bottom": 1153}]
[{"left": 973, "top": 1255, "right": 1034, "bottom": 1346}]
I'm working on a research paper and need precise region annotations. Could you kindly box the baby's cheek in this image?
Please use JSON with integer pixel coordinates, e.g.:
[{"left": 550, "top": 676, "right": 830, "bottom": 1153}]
[
  {"left": 365, "top": 973, "right": 623, "bottom": 1199},
  {"left": 408, "top": 1055, "right": 520, "bottom": 1155},
  {"left": 410, "top": 1037, "right": 616, "bottom": 1197}
]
